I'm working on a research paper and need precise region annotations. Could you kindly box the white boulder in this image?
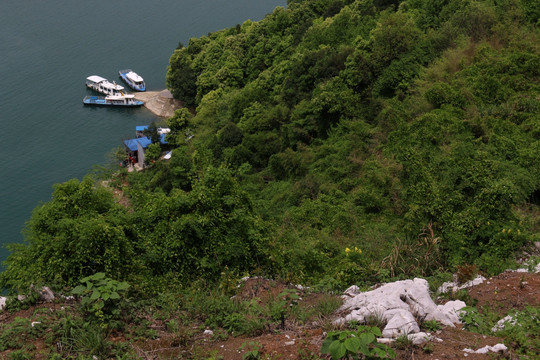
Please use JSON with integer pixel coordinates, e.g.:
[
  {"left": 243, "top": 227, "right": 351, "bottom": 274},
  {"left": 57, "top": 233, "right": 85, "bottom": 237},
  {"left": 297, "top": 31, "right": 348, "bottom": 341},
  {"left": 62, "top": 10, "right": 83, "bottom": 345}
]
[
  {"left": 39, "top": 286, "right": 55, "bottom": 302},
  {"left": 435, "top": 300, "right": 467, "bottom": 325},
  {"left": 382, "top": 309, "right": 419, "bottom": 338},
  {"left": 337, "top": 278, "right": 466, "bottom": 339},
  {"left": 343, "top": 285, "right": 360, "bottom": 297},
  {"left": 437, "top": 275, "right": 486, "bottom": 294},
  {"left": 463, "top": 343, "right": 507, "bottom": 354},
  {"left": 408, "top": 332, "right": 432, "bottom": 345}
]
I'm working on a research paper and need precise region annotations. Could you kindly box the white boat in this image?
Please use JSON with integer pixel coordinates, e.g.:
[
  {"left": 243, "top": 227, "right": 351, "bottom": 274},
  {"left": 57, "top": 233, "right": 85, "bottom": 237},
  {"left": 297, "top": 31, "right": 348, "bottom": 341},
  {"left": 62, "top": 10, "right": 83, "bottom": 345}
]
[
  {"left": 83, "top": 94, "right": 144, "bottom": 106},
  {"left": 86, "top": 75, "right": 127, "bottom": 96},
  {"left": 118, "top": 69, "right": 146, "bottom": 91}
]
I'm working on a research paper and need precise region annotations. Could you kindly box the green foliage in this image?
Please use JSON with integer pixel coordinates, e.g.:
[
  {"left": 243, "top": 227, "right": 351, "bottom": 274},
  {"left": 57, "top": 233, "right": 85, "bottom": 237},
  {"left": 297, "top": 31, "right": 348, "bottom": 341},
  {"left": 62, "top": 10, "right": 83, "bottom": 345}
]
[
  {"left": 0, "top": 317, "right": 44, "bottom": 352},
  {"left": 4, "top": 289, "right": 40, "bottom": 313},
  {"left": 144, "top": 142, "right": 162, "bottom": 164},
  {"left": 3, "top": 0, "right": 540, "bottom": 311},
  {"left": 0, "top": 176, "right": 134, "bottom": 290},
  {"left": 142, "top": 121, "right": 162, "bottom": 144},
  {"left": 422, "top": 320, "right": 442, "bottom": 332},
  {"left": 495, "top": 306, "right": 540, "bottom": 356},
  {"left": 269, "top": 289, "right": 301, "bottom": 328},
  {"left": 166, "top": 48, "right": 197, "bottom": 106},
  {"left": 459, "top": 306, "right": 491, "bottom": 333},
  {"left": 321, "top": 326, "right": 396, "bottom": 359},
  {"left": 8, "top": 350, "right": 33, "bottom": 360},
  {"left": 166, "top": 108, "right": 193, "bottom": 147},
  {"left": 71, "top": 272, "right": 130, "bottom": 327},
  {"left": 131, "top": 165, "right": 268, "bottom": 281},
  {"left": 239, "top": 341, "right": 262, "bottom": 360}
]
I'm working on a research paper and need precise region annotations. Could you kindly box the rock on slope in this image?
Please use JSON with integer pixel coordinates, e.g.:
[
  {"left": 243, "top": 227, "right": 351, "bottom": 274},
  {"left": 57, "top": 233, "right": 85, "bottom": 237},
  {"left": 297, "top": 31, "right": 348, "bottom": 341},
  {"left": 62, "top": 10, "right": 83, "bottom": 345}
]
[{"left": 337, "top": 278, "right": 466, "bottom": 344}]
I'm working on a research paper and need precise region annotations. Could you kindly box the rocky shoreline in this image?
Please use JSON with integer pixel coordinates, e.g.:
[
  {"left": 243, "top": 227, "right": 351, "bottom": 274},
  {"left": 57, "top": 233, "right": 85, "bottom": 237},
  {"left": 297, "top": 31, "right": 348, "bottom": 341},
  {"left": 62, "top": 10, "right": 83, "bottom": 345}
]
[{"left": 134, "top": 89, "right": 183, "bottom": 118}]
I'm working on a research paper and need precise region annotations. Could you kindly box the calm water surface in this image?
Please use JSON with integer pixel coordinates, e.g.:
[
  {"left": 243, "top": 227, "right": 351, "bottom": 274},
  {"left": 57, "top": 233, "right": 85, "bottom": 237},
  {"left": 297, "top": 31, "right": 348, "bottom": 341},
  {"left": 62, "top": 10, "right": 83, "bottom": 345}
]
[{"left": 0, "top": 0, "right": 287, "bottom": 262}]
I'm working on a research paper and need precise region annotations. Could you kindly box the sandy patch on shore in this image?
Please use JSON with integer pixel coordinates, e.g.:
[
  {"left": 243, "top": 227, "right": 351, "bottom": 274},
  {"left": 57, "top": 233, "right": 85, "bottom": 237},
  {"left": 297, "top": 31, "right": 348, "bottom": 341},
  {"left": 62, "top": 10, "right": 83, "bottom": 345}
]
[{"left": 134, "top": 89, "right": 183, "bottom": 118}]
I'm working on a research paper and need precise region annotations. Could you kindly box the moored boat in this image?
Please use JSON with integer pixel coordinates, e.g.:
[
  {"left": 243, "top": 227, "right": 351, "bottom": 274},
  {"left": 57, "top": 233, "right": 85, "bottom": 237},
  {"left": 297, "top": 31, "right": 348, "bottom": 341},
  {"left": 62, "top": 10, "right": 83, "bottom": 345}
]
[
  {"left": 118, "top": 69, "right": 146, "bottom": 91},
  {"left": 86, "top": 75, "right": 127, "bottom": 96},
  {"left": 83, "top": 94, "right": 144, "bottom": 106}
]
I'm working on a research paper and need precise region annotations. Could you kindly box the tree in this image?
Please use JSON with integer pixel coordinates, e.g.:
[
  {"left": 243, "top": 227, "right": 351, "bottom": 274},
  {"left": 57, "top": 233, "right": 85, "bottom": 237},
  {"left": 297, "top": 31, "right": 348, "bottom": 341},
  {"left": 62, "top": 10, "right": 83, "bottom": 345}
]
[
  {"left": 136, "top": 166, "right": 268, "bottom": 279},
  {"left": 0, "top": 177, "right": 134, "bottom": 290},
  {"left": 370, "top": 11, "right": 421, "bottom": 68},
  {"left": 145, "top": 143, "right": 162, "bottom": 164},
  {"left": 166, "top": 48, "right": 198, "bottom": 106},
  {"left": 143, "top": 122, "right": 161, "bottom": 144},
  {"left": 166, "top": 108, "right": 192, "bottom": 146}
]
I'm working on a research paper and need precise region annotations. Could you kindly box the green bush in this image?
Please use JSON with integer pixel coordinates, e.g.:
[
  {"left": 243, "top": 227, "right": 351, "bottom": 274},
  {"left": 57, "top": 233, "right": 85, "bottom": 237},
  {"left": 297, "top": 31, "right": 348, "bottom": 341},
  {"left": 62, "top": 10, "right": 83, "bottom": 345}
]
[
  {"left": 144, "top": 143, "right": 162, "bottom": 164},
  {"left": 0, "top": 177, "right": 134, "bottom": 290},
  {"left": 71, "top": 272, "right": 130, "bottom": 328},
  {"left": 495, "top": 307, "right": 540, "bottom": 356},
  {"left": 321, "top": 326, "right": 396, "bottom": 359}
]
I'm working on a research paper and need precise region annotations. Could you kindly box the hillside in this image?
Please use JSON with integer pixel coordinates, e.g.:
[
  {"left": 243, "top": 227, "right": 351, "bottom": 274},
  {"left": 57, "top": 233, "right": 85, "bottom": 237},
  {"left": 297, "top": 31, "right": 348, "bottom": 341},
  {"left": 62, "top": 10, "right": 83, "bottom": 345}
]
[
  {"left": 0, "top": 0, "right": 539, "bottom": 358},
  {"left": 0, "top": 268, "right": 538, "bottom": 358}
]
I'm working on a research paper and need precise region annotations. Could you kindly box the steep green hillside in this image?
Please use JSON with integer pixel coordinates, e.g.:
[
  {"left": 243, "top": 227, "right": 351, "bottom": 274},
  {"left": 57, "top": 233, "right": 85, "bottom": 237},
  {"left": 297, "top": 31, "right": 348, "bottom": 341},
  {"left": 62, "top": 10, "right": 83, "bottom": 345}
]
[
  {"left": 165, "top": 0, "right": 540, "bottom": 284},
  {"left": 2, "top": 0, "right": 539, "bottom": 292}
]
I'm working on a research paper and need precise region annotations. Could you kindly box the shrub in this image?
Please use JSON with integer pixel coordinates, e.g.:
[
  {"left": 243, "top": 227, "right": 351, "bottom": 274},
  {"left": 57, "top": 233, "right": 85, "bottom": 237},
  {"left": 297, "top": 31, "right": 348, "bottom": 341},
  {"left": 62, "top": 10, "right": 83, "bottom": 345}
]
[
  {"left": 144, "top": 143, "right": 162, "bottom": 164},
  {"left": 71, "top": 272, "right": 130, "bottom": 328},
  {"left": 321, "top": 326, "right": 396, "bottom": 359},
  {"left": 0, "top": 177, "right": 134, "bottom": 290}
]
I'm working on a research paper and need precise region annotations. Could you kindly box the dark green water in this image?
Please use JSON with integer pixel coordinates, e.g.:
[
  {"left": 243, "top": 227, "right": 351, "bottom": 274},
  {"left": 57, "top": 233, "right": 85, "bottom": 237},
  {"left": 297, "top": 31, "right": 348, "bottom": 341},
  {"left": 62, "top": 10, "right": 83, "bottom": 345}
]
[{"left": 0, "top": 0, "right": 287, "bottom": 262}]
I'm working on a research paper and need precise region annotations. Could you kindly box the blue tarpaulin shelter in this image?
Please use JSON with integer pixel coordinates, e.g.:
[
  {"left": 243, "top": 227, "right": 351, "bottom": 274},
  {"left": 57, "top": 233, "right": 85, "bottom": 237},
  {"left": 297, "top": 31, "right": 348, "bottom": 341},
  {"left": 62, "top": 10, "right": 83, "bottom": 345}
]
[{"left": 123, "top": 134, "right": 168, "bottom": 152}]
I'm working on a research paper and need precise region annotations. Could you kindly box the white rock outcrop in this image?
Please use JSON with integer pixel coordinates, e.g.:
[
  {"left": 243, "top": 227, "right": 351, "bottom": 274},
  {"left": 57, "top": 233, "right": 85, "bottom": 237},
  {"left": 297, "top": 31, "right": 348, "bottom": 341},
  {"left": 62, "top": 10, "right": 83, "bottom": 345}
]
[
  {"left": 337, "top": 278, "right": 466, "bottom": 340},
  {"left": 39, "top": 286, "right": 55, "bottom": 302},
  {"left": 491, "top": 315, "right": 517, "bottom": 332},
  {"left": 463, "top": 343, "right": 508, "bottom": 354},
  {"left": 437, "top": 275, "right": 486, "bottom": 294}
]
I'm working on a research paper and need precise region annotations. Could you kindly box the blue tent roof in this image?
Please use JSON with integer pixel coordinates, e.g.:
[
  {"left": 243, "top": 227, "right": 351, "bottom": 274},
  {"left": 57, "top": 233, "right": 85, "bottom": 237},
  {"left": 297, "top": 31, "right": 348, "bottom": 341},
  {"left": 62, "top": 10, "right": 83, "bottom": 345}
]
[{"left": 123, "top": 134, "right": 168, "bottom": 152}]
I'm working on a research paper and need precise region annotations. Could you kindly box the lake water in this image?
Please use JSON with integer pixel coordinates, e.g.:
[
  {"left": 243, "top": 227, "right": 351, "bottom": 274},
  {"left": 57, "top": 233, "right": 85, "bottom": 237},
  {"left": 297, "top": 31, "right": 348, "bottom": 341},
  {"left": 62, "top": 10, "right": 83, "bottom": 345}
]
[{"left": 0, "top": 0, "right": 287, "bottom": 263}]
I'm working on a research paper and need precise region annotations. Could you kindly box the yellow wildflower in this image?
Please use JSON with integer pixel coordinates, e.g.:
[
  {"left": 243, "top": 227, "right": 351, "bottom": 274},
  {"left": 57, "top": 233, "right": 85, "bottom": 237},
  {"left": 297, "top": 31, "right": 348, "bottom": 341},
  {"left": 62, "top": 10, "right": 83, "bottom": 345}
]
[
  {"left": 502, "top": 229, "right": 506, "bottom": 233},
  {"left": 345, "top": 247, "right": 351, "bottom": 255}
]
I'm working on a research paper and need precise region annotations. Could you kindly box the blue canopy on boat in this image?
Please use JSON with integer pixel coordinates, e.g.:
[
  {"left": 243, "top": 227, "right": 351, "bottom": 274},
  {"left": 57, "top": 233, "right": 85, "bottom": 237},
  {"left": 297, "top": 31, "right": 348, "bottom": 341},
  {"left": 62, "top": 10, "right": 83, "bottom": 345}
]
[
  {"left": 123, "top": 134, "right": 168, "bottom": 151},
  {"left": 135, "top": 126, "right": 148, "bottom": 131}
]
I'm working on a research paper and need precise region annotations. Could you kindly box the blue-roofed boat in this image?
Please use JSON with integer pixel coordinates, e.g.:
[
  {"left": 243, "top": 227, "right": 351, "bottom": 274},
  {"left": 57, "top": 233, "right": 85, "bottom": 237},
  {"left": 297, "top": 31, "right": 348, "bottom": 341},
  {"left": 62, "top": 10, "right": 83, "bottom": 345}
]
[
  {"left": 83, "top": 94, "right": 144, "bottom": 107},
  {"left": 119, "top": 69, "right": 146, "bottom": 91}
]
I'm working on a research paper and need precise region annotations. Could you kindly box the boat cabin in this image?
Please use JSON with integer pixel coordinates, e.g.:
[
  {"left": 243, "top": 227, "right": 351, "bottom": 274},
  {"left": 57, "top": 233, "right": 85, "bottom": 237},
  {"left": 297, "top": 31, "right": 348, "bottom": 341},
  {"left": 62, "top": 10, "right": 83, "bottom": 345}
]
[
  {"left": 119, "top": 69, "right": 146, "bottom": 91},
  {"left": 86, "top": 75, "right": 125, "bottom": 96},
  {"left": 126, "top": 72, "right": 144, "bottom": 87}
]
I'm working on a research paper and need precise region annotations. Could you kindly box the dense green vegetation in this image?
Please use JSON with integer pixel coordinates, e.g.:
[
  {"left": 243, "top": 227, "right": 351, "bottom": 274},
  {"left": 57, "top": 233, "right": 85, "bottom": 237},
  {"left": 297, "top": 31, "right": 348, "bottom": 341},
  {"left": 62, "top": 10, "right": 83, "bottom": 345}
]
[
  {"left": 1, "top": 0, "right": 539, "bottom": 358},
  {"left": 2, "top": 0, "right": 539, "bottom": 294}
]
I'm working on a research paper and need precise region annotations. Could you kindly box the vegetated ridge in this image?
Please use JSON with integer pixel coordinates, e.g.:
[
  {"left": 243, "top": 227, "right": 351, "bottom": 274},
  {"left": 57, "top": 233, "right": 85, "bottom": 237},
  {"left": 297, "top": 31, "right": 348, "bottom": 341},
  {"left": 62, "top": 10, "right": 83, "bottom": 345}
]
[{"left": 0, "top": 0, "right": 539, "bottom": 358}]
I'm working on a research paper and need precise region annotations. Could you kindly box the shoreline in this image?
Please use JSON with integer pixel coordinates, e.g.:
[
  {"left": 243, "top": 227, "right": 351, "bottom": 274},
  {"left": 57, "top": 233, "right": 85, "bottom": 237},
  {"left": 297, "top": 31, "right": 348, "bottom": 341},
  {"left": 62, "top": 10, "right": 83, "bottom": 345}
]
[{"left": 133, "top": 89, "right": 183, "bottom": 118}]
